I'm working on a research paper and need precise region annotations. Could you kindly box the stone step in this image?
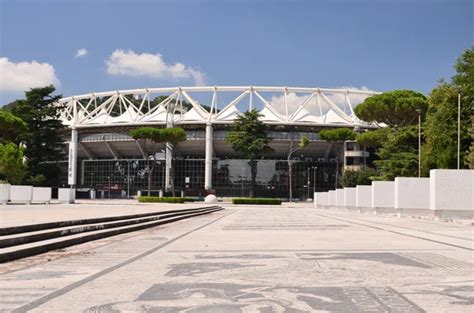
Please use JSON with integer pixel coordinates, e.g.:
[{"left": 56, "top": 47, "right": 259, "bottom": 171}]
[
  {"left": 0, "top": 207, "right": 213, "bottom": 236},
  {"left": 0, "top": 206, "right": 223, "bottom": 263},
  {"left": 0, "top": 207, "right": 218, "bottom": 248}
]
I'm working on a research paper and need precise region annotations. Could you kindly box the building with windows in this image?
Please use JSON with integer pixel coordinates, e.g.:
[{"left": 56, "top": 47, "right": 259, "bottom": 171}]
[{"left": 55, "top": 86, "right": 378, "bottom": 199}]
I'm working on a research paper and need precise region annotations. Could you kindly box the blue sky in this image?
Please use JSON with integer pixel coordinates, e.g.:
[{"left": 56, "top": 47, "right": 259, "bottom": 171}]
[{"left": 0, "top": 0, "right": 472, "bottom": 104}]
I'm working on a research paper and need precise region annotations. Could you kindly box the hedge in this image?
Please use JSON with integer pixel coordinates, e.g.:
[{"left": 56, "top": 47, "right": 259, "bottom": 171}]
[
  {"left": 138, "top": 196, "right": 184, "bottom": 203},
  {"left": 232, "top": 198, "right": 282, "bottom": 205}
]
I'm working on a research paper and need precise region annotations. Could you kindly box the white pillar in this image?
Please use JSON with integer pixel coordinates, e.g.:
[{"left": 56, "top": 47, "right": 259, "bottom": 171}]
[
  {"left": 205, "top": 123, "right": 213, "bottom": 190},
  {"left": 165, "top": 143, "right": 172, "bottom": 192},
  {"left": 68, "top": 129, "right": 78, "bottom": 187}
]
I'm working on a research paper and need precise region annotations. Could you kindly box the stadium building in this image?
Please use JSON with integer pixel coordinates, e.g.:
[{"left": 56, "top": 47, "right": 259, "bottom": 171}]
[{"left": 55, "top": 86, "right": 378, "bottom": 199}]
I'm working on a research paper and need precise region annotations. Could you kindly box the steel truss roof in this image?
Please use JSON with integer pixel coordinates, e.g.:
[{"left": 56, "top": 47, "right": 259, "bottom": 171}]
[{"left": 58, "top": 86, "right": 379, "bottom": 129}]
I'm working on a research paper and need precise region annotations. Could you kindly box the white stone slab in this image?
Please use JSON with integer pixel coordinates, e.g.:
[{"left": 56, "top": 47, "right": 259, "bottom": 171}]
[
  {"left": 58, "top": 188, "right": 76, "bottom": 204},
  {"left": 314, "top": 192, "right": 328, "bottom": 208},
  {"left": 328, "top": 190, "right": 336, "bottom": 206},
  {"left": 344, "top": 188, "right": 357, "bottom": 207},
  {"left": 395, "top": 177, "right": 429, "bottom": 209},
  {"left": 372, "top": 181, "right": 395, "bottom": 208},
  {"left": 10, "top": 185, "right": 33, "bottom": 204},
  {"left": 335, "top": 189, "right": 345, "bottom": 207},
  {"left": 0, "top": 184, "right": 10, "bottom": 205},
  {"left": 430, "top": 169, "right": 474, "bottom": 211},
  {"left": 356, "top": 185, "right": 372, "bottom": 208},
  {"left": 32, "top": 187, "right": 52, "bottom": 204}
]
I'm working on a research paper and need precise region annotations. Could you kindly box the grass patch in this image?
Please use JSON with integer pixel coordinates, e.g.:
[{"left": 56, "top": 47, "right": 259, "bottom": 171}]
[
  {"left": 138, "top": 196, "right": 184, "bottom": 203},
  {"left": 232, "top": 198, "right": 282, "bottom": 205}
]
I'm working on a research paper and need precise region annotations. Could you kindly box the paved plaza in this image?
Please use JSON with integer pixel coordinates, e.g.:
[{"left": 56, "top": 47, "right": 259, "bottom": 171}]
[{"left": 0, "top": 203, "right": 473, "bottom": 312}]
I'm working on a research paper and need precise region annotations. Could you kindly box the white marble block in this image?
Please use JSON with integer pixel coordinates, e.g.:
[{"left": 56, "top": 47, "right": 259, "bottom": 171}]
[
  {"left": 328, "top": 190, "right": 336, "bottom": 206},
  {"left": 430, "top": 170, "right": 474, "bottom": 211},
  {"left": 335, "top": 189, "right": 345, "bottom": 207},
  {"left": 32, "top": 187, "right": 52, "bottom": 204},
  {"left": 356, "top": 185, "right": 372, "bottom": 208},
  {"left": 344, "top": 188, "right": 357, "bottom": 207},
  {"left": 10, "top": 185, "right": 33, "bottom": 204},
  {"left": 58, "top": 188, "right": 76, "bottom": 204},
  {"left": 395, "top": 177, "right": 429, "bottom": 209},
  {"left": 372, "top": 181, "right": 395, "bottom": 208}
]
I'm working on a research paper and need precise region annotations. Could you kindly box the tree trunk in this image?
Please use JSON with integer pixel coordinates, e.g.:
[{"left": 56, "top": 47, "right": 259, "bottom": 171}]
[
  {"left": 147, "top": 160, "right": 154, "bottom": 197},
  {"left": 249, "top": 159, "right": 257, "bottom": 198}
]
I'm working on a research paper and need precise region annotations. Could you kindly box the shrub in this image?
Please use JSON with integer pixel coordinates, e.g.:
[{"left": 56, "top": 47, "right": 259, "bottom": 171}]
[
  {"left": 182, "top": 197, "right": 197, "bottom": 202},
  {"left": 232, "top": 198, "right": 282, "bottom": 205},
  {"left": 341, "top": 167, "right": 378, "bottom": 187},
  {"left": 138, "top": 196, "right": 184, "bottom": 203}
]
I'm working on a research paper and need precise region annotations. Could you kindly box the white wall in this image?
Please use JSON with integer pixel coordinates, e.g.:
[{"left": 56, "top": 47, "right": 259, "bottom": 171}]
[
  {"left": 372, "top": 181, "right": 395, "bottom": 208},
  {"left": 356, "top": 185, "right": 372, "bottom": 207},
  {"left": 344, "top": 188, "right": 357, "bottom": 207},
  {"left": 32, "top": 187, "right": 52, "bottom": 204},
  {"left": 10, "top": 185, "right": 33, "bottom": 204},
  {"left": 430, "top": 170, "right": 474, "bottom": 210},
  {"left": 328, "top": 190, "right": 336, "bottom": 206},
  {"left": 335, "top": 189, "right": 345, "bottom": 207},
  {"left": 395, "top": 177, "right": 429, "bottom": 209}
]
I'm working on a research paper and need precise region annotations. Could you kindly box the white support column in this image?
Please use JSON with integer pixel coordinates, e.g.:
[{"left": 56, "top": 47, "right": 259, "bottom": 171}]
[
  {"left": 68, "top": 129, "right": 78, "bottom": 187},
  {"left": 205, "top": 123, "right": 213, "bottom": 190}
]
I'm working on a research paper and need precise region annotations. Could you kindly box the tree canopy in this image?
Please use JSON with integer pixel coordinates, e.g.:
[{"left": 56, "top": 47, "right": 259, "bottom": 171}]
[
  {"left": 341, "top": 167, "right": 377, "bottom": 187},
  {"left": 354, "top": 90, "right": 428, "bottom": 128},
  {"left": 319, "top": 128, "right": 357, "bottom": 142},
  {"left": 356, "top": 128, "right": 390, "bottom": 150},
  {"left": 4, "top": 86, "right": 65, "bottom": 186},
  {"left": 227, "top": 110, "right": 273, "bottom": 197},
  {"left": 423, "top": 47, "right": 473, "bottom": 170},
  {"left": 0, "top": 110, "right": 27, "bottom": 145},
  {"left": 226, "top": 110, "right": 273, "bottom": 160}
]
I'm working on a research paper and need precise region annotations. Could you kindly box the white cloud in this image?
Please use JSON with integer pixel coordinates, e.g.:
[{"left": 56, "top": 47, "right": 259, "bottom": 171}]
[
  {"left": 0, "top": 57, "right": 60, "bottom": 92},
  {"left": 105, "top": 49, "right": 205, "bottom": 86},
  {"left": 74, "top": 48, "right": 88, "bottom": 59}
]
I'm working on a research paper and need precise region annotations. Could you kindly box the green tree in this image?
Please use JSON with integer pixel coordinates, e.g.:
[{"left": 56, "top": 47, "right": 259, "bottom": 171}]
[
  {"left": 0, "top": 110, "right": 27, "bottom": 145},
  {"left": 4, "top": 86, "right": 65, "bottom": 186},
  {"left": 319, "top": 127, "right": 357, "bottom": 188},
  {"left": 354, "top": 90, "right": 428, "bottom": 128},
  {"left": 374, "top": 126, "right": 419, "bottom": 180},
  {"left": 130, "top": 127, "right": 186, "bottom": 196},
  {"left": 0, "top": 143, "right": 26, "bottom": 184},
  {"left": 341, "top": 167, "right": 378, "bottom": 187},
  {"left": 423, "top": 47, "right": 473, "bottom": 170},
  {"left": 319, "top": 128, "right": 357, "bottom": 142},
  {"left": 356, "top": 128, "right": 390, "bottom": 152},
  {"left": 130, "top": 127, "right": 165, "bottom": 196},
  {"left": 227, "top": 110, "right": 273, "bottom": 198}
]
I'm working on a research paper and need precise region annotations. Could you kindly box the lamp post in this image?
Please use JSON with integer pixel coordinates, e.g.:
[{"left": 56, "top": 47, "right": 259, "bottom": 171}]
[
  {"left": 307, "top": 167, "right": 311, "bottom": 199},
  {"left": 312, "top": 166, "right": 318, "bottom": 194},
  {"left": 457, "top": 92, "right": 461, "bottom": 169},
  {"left": 415, "top": 109, "right": 422, "bottom": 177}
]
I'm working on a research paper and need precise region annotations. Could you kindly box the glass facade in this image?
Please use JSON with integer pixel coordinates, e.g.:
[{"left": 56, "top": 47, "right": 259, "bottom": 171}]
[{"left": 49, "top": 158, "right": 339, "bottom": 199}]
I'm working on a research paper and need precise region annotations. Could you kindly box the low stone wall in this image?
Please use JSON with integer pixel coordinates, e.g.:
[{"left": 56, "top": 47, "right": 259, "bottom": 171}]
[
  {"left": 32, "top": 187, "right": 52, "bottom": 204},
  {"left": 58, "top": 188, "right": 76, "bottom": 204},
  {"left": 372, "top": 181, "right": 395, "bottom": 209},
  {"left": 395, "top": 177, "right": 429, "bottom": 210},
  {"left": 10, "top": 185, "right": 33, "bottom": 204},
  {"left": 356, "top": 185, "right": 372, "bottom": 208},
  {"left": 335, "top": 189, "right": 345, "bottom": 207},
  {"left": 344, "top": 188, "right": 357, "bottom": 207}
]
